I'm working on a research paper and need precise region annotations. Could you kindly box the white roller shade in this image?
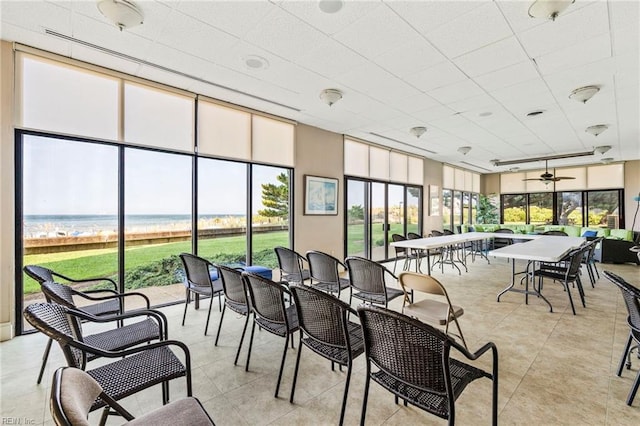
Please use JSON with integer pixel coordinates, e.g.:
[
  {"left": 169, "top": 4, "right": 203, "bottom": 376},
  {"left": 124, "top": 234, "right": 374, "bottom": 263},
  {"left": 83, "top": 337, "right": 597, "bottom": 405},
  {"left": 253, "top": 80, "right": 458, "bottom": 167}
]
[
  {"left": 251, "top": 115, "right": 294, "bottom": 166},
  {"left": 472, "top": 173, "right": 480, "bottom": 193},
  {"left": 464, "top": 171, "right": 473, "bottom": 192},
  {"left": 454, "top": 168, "right": 465, "bottom": 191},
  {"left": 389, "top": 152, "right": 408, "bottom": 182},
  {"left": 198, "top": 101, "right": 251, "bottom": 160},
  {"left": 369, "top": 146, "right": 390, "bottom": 180},
  {"left": 501, "top": 172, "right": 526, "bottom": 193},
  {"left": 587, "top": 164, "right": 624, "bottom": 189},
  {"left": 554, "top": 167, "right": 586, "bottom": 191},
  {"left": 344, "top": 139, "right": 369, "bottom": 177},
  {"left": 443, "top": 165, "right": 454, "bottom": 189},
  {"left": 408, "top": 156, "right": 424, "bottom": 185}
]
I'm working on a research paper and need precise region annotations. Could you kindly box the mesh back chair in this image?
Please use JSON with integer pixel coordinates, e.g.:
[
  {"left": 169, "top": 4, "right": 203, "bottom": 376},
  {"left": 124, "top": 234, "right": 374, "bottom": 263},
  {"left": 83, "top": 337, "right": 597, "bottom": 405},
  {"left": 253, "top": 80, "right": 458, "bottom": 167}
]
[
  {"left": 398, "top": 272, "right": 467, "bottom": 349},
  {"left": 179, "top": 253, "right": 224, "bottom": 336},
  {"left": 391, "top": 234, "right": 416, "bottom": 273},
  {"left": 407, "top": 232, "right": 430, "bottom": 272},
  {"left": 542, "top": 230, "right": 568, "bottom": 236},
  {"left": 274, "top": 246, "right": 310, "bottom": 285},
  {"left": 24, "top": 303, "right": 192, "bottom": 424},
  {"left": 492, "top": 228, "right": 514, "bottom": 250},
  {"left": 242, "top": 272, "right": 299, "bottom": 397},
  {"left": 357, "top": 306, "right": 498, "bottom": 425},
  {"left": 581, "top": 237, "right": 602, "bottom": 287},
  {"left": 306, "top": 250, "right": 350, "bottom": 297},
  {"left": 289, "top": 286, "right": 365, "bottom": 425},
  {"left": 604, "top": 271, "right": 640, "bottom": 406},
  {"left": 535, "top": 246, "right": 587, "bottom": 315},
  {"left": 215, "top": 265, "right": 250, "bottom": 366},
  {"left": 50, "top": 367, "right": 214, "bottom": 426},
  {"left": 36, "top": 281, "right": 165, "bottom": 386},
  {"left": 345, "top": 256, "right": 405, "bottom": 308}
]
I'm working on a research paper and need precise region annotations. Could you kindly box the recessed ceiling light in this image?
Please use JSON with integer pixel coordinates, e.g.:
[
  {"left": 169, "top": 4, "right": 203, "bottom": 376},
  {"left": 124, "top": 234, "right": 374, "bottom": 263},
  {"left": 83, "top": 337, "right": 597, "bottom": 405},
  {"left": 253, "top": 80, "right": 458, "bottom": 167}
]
[
  {"left": 526, "top": 110, "right": 545, "bottom": 117},
  {"left": 478, "top": 111, "right": 493, "bottom": 117},
  {"left": 243, "top": 55, "right": 269, "bottom": 70},
  {"left": 319, "top": 0, "right": 344, "bottom": 14}
]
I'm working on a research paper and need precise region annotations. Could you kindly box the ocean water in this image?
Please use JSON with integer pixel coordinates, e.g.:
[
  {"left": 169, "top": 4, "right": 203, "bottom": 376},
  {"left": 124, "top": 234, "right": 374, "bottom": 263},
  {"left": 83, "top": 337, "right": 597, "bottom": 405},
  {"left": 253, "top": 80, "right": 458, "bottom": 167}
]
[{"left": 23, "top": 214, "right": 244, "bottom": 237}]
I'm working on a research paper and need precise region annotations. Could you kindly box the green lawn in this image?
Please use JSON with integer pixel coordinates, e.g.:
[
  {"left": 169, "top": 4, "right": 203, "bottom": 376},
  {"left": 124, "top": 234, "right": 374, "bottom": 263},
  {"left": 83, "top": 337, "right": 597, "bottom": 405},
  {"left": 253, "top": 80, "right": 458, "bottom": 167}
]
[{"left": 23, "top": 231, "right": 288, "bottom": 295}]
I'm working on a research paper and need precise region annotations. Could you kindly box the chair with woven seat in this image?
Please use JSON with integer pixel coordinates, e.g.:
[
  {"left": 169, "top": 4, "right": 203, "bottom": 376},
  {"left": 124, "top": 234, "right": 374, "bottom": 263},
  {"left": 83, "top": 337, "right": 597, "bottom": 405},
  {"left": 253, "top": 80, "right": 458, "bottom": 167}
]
[
  {"left": 535, "top": 246, "right": 588, "bottom": 315},
  {"left": 179, "top": 253, "right": 224, "bottom": 336},
  {"left": 344, "top": 256, "right": 405, "bottom": 308},
  {"left": 50, "top": 367, "right": 214, "bottom": 426},
  {"left": 36, "top": 281, "right": 165, "bottom": 385},
  {"left": 407, "top": 232, "right": 430, "bottom": 272},
  {"left": 603, "top": 271, "right": 640, "bottom": 406},
  {"left": 492, "top": 228, "right": 514, "bottom": 250},
  {"left": 24, "top": 303, "right": 192, "bottom": 425},
  {"left": 242, "top": 272, "right": 299, "bottom": 398},
  {"left": 274, "top": 246, "right": 310, "bottom": 286},
  {"left": 358, "top": 306, "right": 497, "bottom": 425},
  {"left": 289, "top": 285, "right": 364, "bottom": 425},
  {"left": 214, "top": 264, "right": 250, "bottom": 366},
  {"left": 581, "top": 237, "right": 602, "bottom": 287},
  {"left": 391, "top": 234, "right": 417, "bottom": 273},
  {"left": 306, "top": 250, "right": 350, "bottom": 297},
  {"left": 398, "top": 271, "right": 467, "bottom": 349}
]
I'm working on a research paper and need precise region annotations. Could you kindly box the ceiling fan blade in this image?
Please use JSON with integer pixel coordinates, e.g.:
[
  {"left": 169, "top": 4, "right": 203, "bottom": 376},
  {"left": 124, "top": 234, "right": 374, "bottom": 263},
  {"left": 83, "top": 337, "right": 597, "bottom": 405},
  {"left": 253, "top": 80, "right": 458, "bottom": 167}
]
[
  {"left": 554, "top": 176, "right": 576, "bottom": 180},
  {"left": 522, "top": 178, "right": 544, "bottom": 181}
]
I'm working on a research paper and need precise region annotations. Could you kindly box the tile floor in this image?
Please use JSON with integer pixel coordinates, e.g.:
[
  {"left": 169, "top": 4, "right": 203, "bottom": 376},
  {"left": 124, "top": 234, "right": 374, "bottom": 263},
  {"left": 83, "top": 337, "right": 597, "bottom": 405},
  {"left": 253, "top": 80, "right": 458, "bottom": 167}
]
[{"left": 1, "top": 258, "right": 639, "bottom": 425}]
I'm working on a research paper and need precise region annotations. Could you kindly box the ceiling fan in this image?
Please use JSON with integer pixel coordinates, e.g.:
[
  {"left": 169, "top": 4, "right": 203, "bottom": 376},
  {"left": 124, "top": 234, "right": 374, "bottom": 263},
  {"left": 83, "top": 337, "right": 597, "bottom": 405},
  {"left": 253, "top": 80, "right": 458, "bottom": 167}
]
[{"left": 522, "top": 160, "right": 576, "bottom": 183}]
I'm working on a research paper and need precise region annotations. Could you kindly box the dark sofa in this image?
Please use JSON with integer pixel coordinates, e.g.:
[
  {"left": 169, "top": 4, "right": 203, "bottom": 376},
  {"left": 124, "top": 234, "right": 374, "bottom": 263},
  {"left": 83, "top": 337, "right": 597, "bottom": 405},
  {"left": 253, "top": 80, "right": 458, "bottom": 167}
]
[{"left": 595, "top": 238, "right": 640, "bottom": 265}]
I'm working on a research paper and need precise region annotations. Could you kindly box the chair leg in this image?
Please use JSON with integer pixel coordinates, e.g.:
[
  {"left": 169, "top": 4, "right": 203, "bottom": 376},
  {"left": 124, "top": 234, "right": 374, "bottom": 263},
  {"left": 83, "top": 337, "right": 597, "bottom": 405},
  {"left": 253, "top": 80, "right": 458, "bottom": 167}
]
[
  {"left": 36, "top": 338, "right": 53, "bottom": 384},
  {"left": 289, "top": 335, "right": 303, "bottom": 403},
  {"left": 593, "top": 261, "right": 600, "bottom": 279},
  {"left": 564, "top": 281, "right": 576, "bottom": 315},
  {"left": 98, "top": 407, "right": 110, "bottom": 426},
  {"left": 575, "top": 277, "right": 586, "bottom": 308},
  {"left": 627, "top": 369, "right": 640, "bottom": 406},
  {"left": 339, "top": 362, "right": 353, "bottom": 426},
  {"left": 360, "top": 368, "right": 371, "bottom": 426},
  {"left": 234, "top": 314, "right": 250, "bottom": 366},
  {"left": 204, "top": 295, "right": 214, "bottom": 336},
  {"left": 215, "top": 305, "right": 227, "bottom": 346},
  {"left": 618, "top": 334, "right": 633, "bottom": 376},
  {"left": 274, "top": 335, "right": 289, "bottom": 398},
  {"left": 245, "top": 322, "right": 257, "bottom": 371},
  {"left": 181, "top": 289, "right": 190, "bottom": 326}
]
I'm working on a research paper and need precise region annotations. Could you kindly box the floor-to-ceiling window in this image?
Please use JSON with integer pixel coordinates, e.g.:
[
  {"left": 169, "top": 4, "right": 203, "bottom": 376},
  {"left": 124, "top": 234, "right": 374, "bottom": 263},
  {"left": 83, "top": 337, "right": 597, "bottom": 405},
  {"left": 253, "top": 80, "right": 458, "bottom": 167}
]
[
  {"left": 586, "top": 190, "right": 621, "bottom": 228},
  {"left": 557, "top": 192, "right": 583, "bottom": 226},
  {"left": 406, "top": 186, "right": 420, "bottom": 235},
  {"left": 502, "top": 194, "right": 527, "bottom": 225},
  {"left": 442, "top": 189, "right": 452, "bottom": 232},
  {"left": 528, "top": 193, "right": 553, "bottom": 226}
]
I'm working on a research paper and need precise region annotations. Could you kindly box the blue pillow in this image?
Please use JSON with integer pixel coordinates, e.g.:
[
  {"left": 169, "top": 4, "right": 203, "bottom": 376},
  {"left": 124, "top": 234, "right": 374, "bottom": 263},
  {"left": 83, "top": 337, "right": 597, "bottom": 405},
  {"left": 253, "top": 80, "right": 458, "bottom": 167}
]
[{"left": 582, "top": 231, "right": 597, "bottom": 238}]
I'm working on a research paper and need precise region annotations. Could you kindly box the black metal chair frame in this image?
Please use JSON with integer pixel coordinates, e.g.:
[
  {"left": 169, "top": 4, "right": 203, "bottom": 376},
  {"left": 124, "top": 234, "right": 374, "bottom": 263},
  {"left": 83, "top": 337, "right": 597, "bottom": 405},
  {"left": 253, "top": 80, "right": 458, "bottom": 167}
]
[
  {"left": 306, "top": 250, "right": 350, "bottom": 297},
  {"left": 179, "top": 253, "right": 224, "bottom": 336},
  {"left": 289, "top": 285, "right": 365, "bottom": 425},
  {"left": 24, "top": 303, "right": 192, "bottom": 426},
  {"left": 391, "top": 234, "right": 419, "bottom": 273},
  {"left": 345, "top": 256, "right": 406, "bottom": 309},
  {"left": 357, "top": 306, "right": 498, "bottom": 426},
  {"left": 50, "top": 367, "right": 214, "bottom": 426},
  {"left": 582, "top": 237, "right": 603, "bottom": 287},
  {"left": 215, "top": 264, "right": 250, "bottom": 366},
  {"left": 535, "top": 246, "right": 588, "bottom": 315},
  {"left": 242, "top": 272, "right": 299, "bottom": 398},
  {"left": 604, "top": 271, "right": 640, "bottom": 406},
  {"left": 274, "top": 246, "right": 310, "bottom": 286}
]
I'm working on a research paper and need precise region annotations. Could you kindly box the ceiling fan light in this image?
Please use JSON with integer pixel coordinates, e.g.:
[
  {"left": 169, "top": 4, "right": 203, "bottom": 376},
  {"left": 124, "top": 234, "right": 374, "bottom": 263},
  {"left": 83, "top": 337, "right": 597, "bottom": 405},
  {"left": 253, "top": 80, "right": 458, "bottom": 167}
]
[
  {"left": 409, "top": 126, "right": 427, "bottom": 138},
  {"left": 319, "top": 88, "right": 343, "bottom": 106},
  {"left": 586, "top": 125, "right": 609, "bottom": 137},
  {"left": 569, "top": 85, "right": 600, "bottom": 103},
  {"left": 528, "top": 0, "right": 575, "bottom": 21},
  {"left": 97, "top": 0, "right": 144, "bottom": 31}
]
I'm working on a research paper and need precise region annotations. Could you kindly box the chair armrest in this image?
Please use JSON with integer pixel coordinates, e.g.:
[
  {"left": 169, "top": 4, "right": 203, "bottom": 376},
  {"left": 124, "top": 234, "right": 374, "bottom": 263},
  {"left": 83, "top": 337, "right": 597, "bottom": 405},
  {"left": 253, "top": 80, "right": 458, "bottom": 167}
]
[
  {"left": 71, "top": 290, "right": 151, "bottom": 309},
  {"left": 453, "top": 341, "right": 499, "bottom": 381},
  {"left": 69, "top": 308, "right": 168, "bottom": 339},
  {"left": 52, "top": 272, "right": 117, "bottom": 291}
]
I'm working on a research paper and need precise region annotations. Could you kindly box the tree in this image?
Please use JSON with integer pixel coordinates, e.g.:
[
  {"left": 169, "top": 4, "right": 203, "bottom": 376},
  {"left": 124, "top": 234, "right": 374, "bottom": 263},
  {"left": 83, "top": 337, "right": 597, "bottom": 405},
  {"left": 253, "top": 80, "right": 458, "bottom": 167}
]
[
  {"left": 258, "top": 172, "right": 289, "bottom": 218},
  {"left": 476, "top": 194, "right": 499, "bottom": 224},
  {"left": 348, "top": 204, "right": 364, "bottom": 222}
]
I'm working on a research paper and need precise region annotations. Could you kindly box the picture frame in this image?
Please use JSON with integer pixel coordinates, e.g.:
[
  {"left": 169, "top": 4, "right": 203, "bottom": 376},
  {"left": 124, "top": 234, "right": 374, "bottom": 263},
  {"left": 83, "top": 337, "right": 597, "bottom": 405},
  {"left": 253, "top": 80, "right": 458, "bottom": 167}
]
[
  {"left": 304, "top": 175, "right": 338, "bottom": 215},
  {"left": 429, "top": 185, "right": 440, "bottom": 216}
]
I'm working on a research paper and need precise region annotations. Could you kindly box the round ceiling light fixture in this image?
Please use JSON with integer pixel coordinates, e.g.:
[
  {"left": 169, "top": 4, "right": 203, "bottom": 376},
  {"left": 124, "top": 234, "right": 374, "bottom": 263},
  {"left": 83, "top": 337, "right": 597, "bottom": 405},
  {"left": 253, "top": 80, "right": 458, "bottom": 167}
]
[
  {"left": 569, "top": 85, "right": 600, "bottom": 103},
  {"left": 526, "top": 110, "right": 545, "bottom": 117},
  {"left": 319, "top": 88, "right": 343, "bottom": 106},
  {"left": 528, "top": 0, "right": 575, "bottom": 21},
  {"left": 97, "top": 0, "right": 144, "bottom": 31},
  {"left": 319, "top": 0, "right": 344, "bottom": 14},
  {"left": 457, "top": 146, "right": 472, "bottom": 155},
  {"left": 601, "top": 157, "right": 614, "bottom": 164},
  {"left": 243, "top": 55, "right": 269, "bottom": 70},
  {"left": 586, "top": 125, "right": 609, "bottom": 137},
  {"left": 409, "top": 126, "right": 427, "bottom": 138}
]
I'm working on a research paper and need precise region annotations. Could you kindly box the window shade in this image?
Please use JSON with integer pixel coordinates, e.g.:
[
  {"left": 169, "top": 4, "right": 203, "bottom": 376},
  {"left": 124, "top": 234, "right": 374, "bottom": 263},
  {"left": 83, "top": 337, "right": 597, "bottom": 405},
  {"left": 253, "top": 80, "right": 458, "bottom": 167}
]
[
  {"left": 344, "top": 139, "right": 369, "bottom": 177},
  {"left": 369, "top": 146, "right": 390, "bottom": 180},
  {"left": 389, "top": 152, "right": 407, "bottom": 182},
  {"left": 251, "top": 115, "right": 294, "bottom": 166},
  {"left": 408, "top": 156, "right": 424, "bottom": 185},
  {"left": 197, "top": 101, "right": 251, "bottom": 160},
  {"left": 501, "top": 172, "right": 526, "bottom": 193},
  {"left": 587, "top": 164, "right": 624, "bottom": 189}
]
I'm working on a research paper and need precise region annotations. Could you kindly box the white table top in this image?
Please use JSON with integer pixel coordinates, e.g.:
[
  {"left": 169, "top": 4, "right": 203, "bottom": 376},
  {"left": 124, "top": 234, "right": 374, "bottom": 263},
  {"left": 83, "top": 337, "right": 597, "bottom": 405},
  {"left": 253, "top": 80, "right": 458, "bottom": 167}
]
[
  {"left": 488, "top": 236, "right": 585, "bottom": 262},
  {"left": 391, "top": 232, "right": 536, "bottom": 251}
]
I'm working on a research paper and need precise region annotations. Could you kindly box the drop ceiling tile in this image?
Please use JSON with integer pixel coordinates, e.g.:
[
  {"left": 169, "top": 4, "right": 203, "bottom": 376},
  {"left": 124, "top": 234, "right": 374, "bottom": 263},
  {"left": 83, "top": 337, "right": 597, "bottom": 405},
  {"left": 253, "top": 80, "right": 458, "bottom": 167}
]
[
  {"left": 535, "top": 33, "right": 611, "bottom": 76},
  {"left": 175, "top": 0, "right": 275, "bottom": 38},
  {"left": 280, "top": 0, "right": 382, "bottom": 36},
  {"left": 385, "top": 93, "right": 441, "bottom": 115},
  {"left": 373, "top": 38, "right": 447, "bottom": 78},
  {"left": 430, "top": 80, "right": 485, "bottom": 105},
  {"left": 609, "top": 0, "right": 640, "bottom": 32},
  {"left": 404, "top": 61, "right": 468, "bottom": 92},
  {"left": 1, "top": 0, "right": 71, "bottom": 33},
  {"left": 612, "top": 27, "right": 640, "bottom": 57},
  {"left": 1, "top": 22, "right": 71, "bottom": 57},
  {"left": 335, "top": 63, "right": 417, "bottom": 103},
  {"left": 495, "top": 0, "right": 547, "bottom": 34},
  {"left": 453, "top": 36, "right": 529, "bottom": 77},
  {"left": 447, "top": 94, "right": 498, "bottom": 115},
  {"left": 387, "top": 1, "right": 484, "bottom": 37},
  {"left": 411, "top": 105, "right": 457, "bottom": 123},
  {"left": 244, "top": 8, "right": 328, "bottom": 61},
  {"left": 490, "top": 79, "right": 555, "bottom": 108},
  {"left": 145, "top": 44, "right": 223, "bottom": 81},
  {"left": 517, "top": 1, "right": 609, "bottom": 58},
  {"left": 333, "top": 4, "right": 420, "bottom": 59},
  {"left": 71, "top": 44, "right": 140, "bottom": 76},
  {"left": 473, "top": 60, "right": 540, "bottom": 93},
  {"left": 294, "top": 38, "right": 368, "bottom": 79},
  {"left": 425, "top": 2, "right": 513, "bottom": 58}
]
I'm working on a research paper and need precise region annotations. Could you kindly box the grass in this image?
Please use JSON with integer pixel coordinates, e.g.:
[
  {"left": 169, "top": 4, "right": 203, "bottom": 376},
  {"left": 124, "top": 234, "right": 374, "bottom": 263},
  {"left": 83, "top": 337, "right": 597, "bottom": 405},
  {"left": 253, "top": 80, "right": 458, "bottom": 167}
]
[{"left": 23, "top": 231, "right": 288, "bottom": 295}]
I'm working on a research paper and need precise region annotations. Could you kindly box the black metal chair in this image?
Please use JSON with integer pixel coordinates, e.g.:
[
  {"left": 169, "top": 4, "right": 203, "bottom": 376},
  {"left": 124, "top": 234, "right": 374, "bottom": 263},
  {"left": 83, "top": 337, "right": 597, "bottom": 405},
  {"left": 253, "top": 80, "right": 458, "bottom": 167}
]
[
  {"left": 535, "top": 246, "right": 588, "bottom": 315},
  {"left": 357, "top": 306, "right": 498, "bottom": 425},
  {"left": 492, "top": 228, "right": 514, "bottom": 250},
  {"left": 581, "top": 237, "right": 602, "bottom": 287},
  {"left": 24, "top": 303, "right": 192, "bottom": 425},
  {"left": 289, "top": 285, "right": 364, "bottom": 425},
  {"left": 407, "top": 232, "right": 430, "bottom": 272},
  {"left": 274, "top": 246, "right": 310, "bottom": 286},
  {"left": 344, "top": 256, "right": 405, "bottom": 308},
  {"left": 36, "top": 281, "right": 165, "bottom": 386},
  {"left": 542, "top": 230, "right": 568, "bottom": 236},
  {"left": 306, "top": 250, "right": 350, "bottom": 297},
  {"left": 50, "top": 367, "right": 214, "bottom": 426},
  {"left": 179, "top": 253, "right": 224, "bottom": 336},
  {"left": 242, "top": 272, "right": 299, "bottom": 398},
  {"left": 603, "top": 271, "right": 640, "bottom": 406},
  {"left": 391, "top": 234, "right": 416, "bottom": 273},
  {"left": 215, "top": 264, "right": 250, "bottom": 366}
]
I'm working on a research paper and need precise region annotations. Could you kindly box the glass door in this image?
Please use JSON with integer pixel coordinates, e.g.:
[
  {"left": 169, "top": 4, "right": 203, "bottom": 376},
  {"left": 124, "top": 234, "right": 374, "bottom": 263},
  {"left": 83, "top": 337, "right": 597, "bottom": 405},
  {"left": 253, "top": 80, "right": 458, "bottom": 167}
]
[
  {"left": 370, "top": 182, "right": 387, "bottom": 261},
  {"left": 346, "top": 180, "right": 367, "bottom": 258}
]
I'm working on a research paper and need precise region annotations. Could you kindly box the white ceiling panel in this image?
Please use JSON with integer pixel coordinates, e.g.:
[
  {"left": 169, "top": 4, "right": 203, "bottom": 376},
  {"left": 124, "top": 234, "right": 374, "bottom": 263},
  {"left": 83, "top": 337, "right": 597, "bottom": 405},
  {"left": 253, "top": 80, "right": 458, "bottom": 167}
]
[
  {"left": 535, "top": 33, "right": 611, "bottom": 76},
  {"left": 385, "top": 93, "right": 441, "bottom": 115},
  {"left": 293, "top": 37, "right": 368, "bottom": 79},
  {"left": 472, "top": 60, "right": 540, "bottom": 92},
  {"left": 430, "top": 79, "right": 485, "bottom": 105},
  {"left": 280, "top": 0, "right": 382, "bottom": 36},
  {"left": 404, "top": 61, "right": 468, "bottom": 92},
  {"left": 373, "top": 37, "right": 447, "bottom": 78},
  {"left": 387, "top": 1, "right": 484, "bottom": 36},
  {"left": 453, "top": 36, "right": 529, "bottom": 77}
]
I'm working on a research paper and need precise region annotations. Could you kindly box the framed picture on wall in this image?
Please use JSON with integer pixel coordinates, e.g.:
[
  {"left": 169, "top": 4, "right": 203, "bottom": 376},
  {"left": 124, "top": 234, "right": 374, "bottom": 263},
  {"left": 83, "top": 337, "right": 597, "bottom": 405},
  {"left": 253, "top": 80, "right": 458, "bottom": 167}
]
[
  {"left": 304, "top": 175, "right": 338, "bottom": 215},
  {"left": 429, "top": 185, "right": 440, "bottom": 216}
]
